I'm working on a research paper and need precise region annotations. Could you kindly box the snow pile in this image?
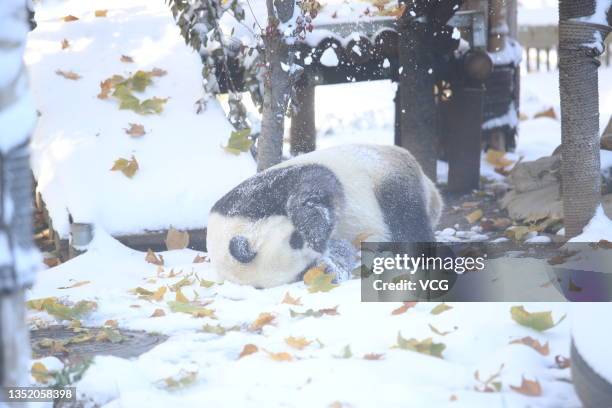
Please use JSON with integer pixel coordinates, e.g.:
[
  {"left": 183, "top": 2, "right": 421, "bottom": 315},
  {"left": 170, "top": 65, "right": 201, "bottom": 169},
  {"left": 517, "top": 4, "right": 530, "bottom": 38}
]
[
  {"left": 26, "top": 0, "right": 256, "bottom": 238},
  {"left": 28, "top": 232, "right": 579, "bottom": 407},
  {"left": 568, "top": 205, "right": 612, "bottom": 242}
]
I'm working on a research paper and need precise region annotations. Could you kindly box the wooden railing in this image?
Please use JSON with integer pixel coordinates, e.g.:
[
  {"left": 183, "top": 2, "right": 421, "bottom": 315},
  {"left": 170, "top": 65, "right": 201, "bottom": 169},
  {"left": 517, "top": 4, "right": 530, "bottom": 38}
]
[{"left": 519, "top": 25, "right": 611, "bottom": 72}]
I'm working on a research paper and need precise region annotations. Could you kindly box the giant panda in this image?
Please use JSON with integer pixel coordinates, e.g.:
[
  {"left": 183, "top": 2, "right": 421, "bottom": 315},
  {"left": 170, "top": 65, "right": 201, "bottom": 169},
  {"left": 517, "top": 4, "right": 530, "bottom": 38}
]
[{"left": 207, "top": 144, "right": 442, "bottom": 288}]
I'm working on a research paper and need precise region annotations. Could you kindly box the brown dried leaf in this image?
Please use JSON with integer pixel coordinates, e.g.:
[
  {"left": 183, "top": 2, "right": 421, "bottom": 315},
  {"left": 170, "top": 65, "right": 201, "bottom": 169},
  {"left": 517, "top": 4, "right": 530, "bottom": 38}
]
[
  {"left": 145, "top": 249, "right": 164, "bottom": 266},
  {"left": 110, "top": 155, "right": 139, "bottom": 178},
  {"left": 428, "top": 323, "right": 457, "bottom": 336},
  {"left": 486, "top": 149, "right": 514, "bottom": 169},
  {"left": 281, "top": 292, "right": 302, "bottom": 306},
  {"left": 509, "top": 336, "right": 550, "bottom": 356},
  {"left": 58, "top": 280, "right": 90, "bottom": 290},
  {"left": 265, "top": 350, "right": 293, "bottom": 362},
  {"left": 104, "top": 319, "right": 118, "bottom": 328},
  {"left": 193, "top": 254, "right": 207, "bottom": 263},
  {"left": 63, "top": 15, "right": 79, "bottom": 22},
  {"left": 61, "top": 39, "right": 70, "bottom": 49},
  {"left": 249, "top": 312, "right": 275, "bottom": 331},
  {"left": 150, "top": 308, "right": 166, "bottom": 317},
  {"left": 43, "top": 257, "right": 62, "bottom": 267},
  {"left": 534, "top": 107, "right": 556, "bottom": 120},
  {"left": 94, "top": 10, "right": 108, "bottom": 17},
  {"left": 430, "top": 303, "right": 453, "bottom": 315},
  {"left": 151, "top": 286, "right": 167, "bottom": 302},
  {"left": 391, "top": 301, "right": 417, "bottom": 315},
  {"left": 120, "top": 55, "right": 134, "bottom": 63},
  {"left": 285, "top": 336, "right": 312, "bottom": 350},
  {"left": 555, "top": 355, "right": 571, "bottom": 369},
  {"left": 465, "top": 209, "right": 483, "bottom": 224},
  {"left": 510, "top": 377, "right": 542, "bottom": 397},
  {"left": 125, "top": 123, "right": 145, "bottom": 137},
  {"left": 165, "top": 227, "right": 189, "bottom": 250},
  {"left": 449, "top": 394, "right": 458, "bottom": 401},
  {"left": 55, "top": 69, "right": 81, "bottom": 80},
  {"left": 175, "top": 289, "right": 189, "bottom": 303},
  {"left": 363, "top": 353, "right": 384, "bottom": 360},
  {"left": 151, "top": 68, "right": 167, "bottom": 77},
  {"left": 238, "top": 344, "right": 258, "bottom": 359}
]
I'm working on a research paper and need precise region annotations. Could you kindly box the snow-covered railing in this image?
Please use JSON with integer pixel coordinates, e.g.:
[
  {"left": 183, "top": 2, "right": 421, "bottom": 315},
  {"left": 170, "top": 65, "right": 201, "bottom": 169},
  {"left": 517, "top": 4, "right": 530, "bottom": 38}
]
[{"left": 519, "top": 24, "right": 611, "bottom": 71}]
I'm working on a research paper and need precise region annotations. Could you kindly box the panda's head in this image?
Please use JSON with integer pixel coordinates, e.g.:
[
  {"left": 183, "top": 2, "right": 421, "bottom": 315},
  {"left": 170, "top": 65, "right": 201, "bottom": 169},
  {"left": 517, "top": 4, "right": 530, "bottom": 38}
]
[{"left": 207, "top": 213, "right": 322, "bottom": 288}]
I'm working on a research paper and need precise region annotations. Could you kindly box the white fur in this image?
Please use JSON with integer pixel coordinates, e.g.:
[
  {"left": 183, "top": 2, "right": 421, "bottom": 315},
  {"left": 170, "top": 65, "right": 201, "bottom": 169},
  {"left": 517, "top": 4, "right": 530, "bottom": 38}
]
[{"left": 207, "top": 144, "right": 442, "bottom": 288}]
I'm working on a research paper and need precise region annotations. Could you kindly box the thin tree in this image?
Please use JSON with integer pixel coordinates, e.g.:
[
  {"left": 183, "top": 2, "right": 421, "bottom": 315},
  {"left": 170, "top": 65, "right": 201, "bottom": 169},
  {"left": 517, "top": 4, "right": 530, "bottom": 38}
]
[
  {"left": 0, "top": 0, "right": 39, "bottom": 402},
  {"left": 558, "top": 0, "right": 611, "bottom": 238}
]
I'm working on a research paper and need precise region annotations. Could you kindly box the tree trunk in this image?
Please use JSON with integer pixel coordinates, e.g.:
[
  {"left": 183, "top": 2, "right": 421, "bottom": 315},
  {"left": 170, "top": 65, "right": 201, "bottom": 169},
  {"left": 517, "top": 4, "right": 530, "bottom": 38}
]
[
  {"left": 289, "top": 76, "right": 316, "bottom": 156},
  {"left": 558, "top": 0, "right": 611, "bottom": 238},
  {"left": 397, "top": 19, "right": 437, "bottom": 182},
  {"left": 257, "top": 0, "right": 295, "bottom": 172},
  {"left": 0, "top": 0, "right": 39, "bottom": 402}
]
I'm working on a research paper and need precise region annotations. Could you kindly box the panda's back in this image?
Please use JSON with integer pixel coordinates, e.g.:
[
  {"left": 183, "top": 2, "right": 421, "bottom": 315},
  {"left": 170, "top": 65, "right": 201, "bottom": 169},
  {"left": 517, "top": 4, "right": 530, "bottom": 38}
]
[{"left": 273, "top": 144, "right": 431, "bottom": 242}]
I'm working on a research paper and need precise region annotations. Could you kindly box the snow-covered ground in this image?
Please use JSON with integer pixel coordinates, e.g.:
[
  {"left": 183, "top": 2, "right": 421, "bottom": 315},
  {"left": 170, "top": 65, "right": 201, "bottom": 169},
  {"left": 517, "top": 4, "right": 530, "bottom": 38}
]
[{"left": 23, "top": 0, "right": 612, "bottom": 406}]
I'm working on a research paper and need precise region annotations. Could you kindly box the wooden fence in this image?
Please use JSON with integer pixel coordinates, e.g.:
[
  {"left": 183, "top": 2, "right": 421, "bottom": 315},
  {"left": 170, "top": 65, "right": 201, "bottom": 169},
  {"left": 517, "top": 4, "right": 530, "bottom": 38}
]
[{"left": 519, "top": 25, "right": 611, "bottom": 72}]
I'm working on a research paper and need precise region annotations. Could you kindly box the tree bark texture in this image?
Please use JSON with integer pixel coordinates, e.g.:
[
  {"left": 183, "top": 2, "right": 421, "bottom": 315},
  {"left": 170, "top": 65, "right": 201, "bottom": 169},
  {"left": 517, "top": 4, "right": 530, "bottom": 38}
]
[
  {"left": 398, "top": 20, "right": 438, "bottom": 182},
  {"left": 0, "top": 0, "right": 39, "bottom": 402},
  {"left": 558, "top": 0, "right": 611, "bottom": 238}
]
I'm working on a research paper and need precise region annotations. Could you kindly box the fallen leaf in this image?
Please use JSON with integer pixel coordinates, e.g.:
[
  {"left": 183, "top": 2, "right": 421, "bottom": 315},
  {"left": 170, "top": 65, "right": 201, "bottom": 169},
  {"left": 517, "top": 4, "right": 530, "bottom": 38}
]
[
  {"left": 430, "top": 303, "right": 453, "bottom": 315},
  {"left": 394, "top": 332, "right": 445, "bottom": 358},
  {"left": 175, "top": 289, "right": 190, "bottom": 303},
  {"left": 31, "top": 362, "right": 53, "bottom": 383},
  {"left": 110, "top": 155, "right": 139, "bottom": 178},
  {"left": 510, "top": 306, "right": 566, "bottom": 332},
  {"left": 428, "top": 323, "right": 457, "bottom": 337},
  {"left": 43, "top": 257, "right": 62, "bottom": 267},
  {"left": 391, "top": 301, "right": 417, "bottom": 315},
  {"left": 165, "top": 227, "right": 189, "bottom": 250},
  {"left": 281, "top": 292, "right": 302, "bottom": 306},
  {"left": 120, "top": 55, "right": 134, "bottom": 63},
  {"left": 335, "top": 345, "right": 352, "bottom": 359},
  {"left": 169, "top": 277, "right": 193, "bottom": 292},
  {"left": 151, "top": 67, "right": 168, "bottom": 77},
  {"left": 303, "top": 266, "right": 338, "bottom": 293},
  {"left": 223, "top": 128, "right": 252, "bottom": 154},
  {"left": 55, "top": 69, "right": 81, "bottom": 80},
  {"left": 58, "top": 280, "right": 90, "bottom": 290},
  {"left": 104, "top": 319, "right": 118, "bottom": 328},
  {"left": 193, "top": 254, "right": 207, "bottom": 263},
  {"left": 555, "top": 355, "right": 571, "bottom": 369},
  {"left": 151, "top": 286, "right": 167, "bottom": 302},
  {"left": 199, "top": 279, "right": 216, "bottom": 288},
  {"left": 125, "top": 123, "right": 145, "bottom": 137},
  {"left": 238, "top": 344, "right": 258, "bottom": 359},
  {"left": 285, "top": 336, "right": 312, "bottom": 350},
  {"left": 265, "top": 350, "right": 293, "bottom": 362},
  {"left": 158, "top": 370, "right": 197, "bottom": 389},
  {"left": 363, "top": 353, "right": 384, "bottom": 360},
  {"left": 150, "top": 308, "right": 166, "bottom": 317},
  {"left": 510, "top": 377, "right": 542, "bottom": 397},
  {"left": 465, "top": 209, "right": 483, "bottom": 224},
  {"left": 486, "top": 149, "right": 514, "bottom": 169},
  {"left": 289, "top": 306, "right": 339, "bottom": 318},
  {"left": 61, "top": 39, "right": 70, "bottom": 49},
  {"left": 474, "top": 364, "right": 504, "bottom": 393},
  {"left": 461, "top": 201, "right": 479, "bottom": 209},
  {"left": 96, "top": 327, "right": 124, "bottom": 343},
  {"left": 352, "top": 232, "right": 373, "bottom": 248},
  {"left": 534, "top": 107, "right": 556, "bottom": 120},
  {"left": 249, "top": 312, "right": 275, "bottom": 331},
  {"left": 505, "top": 226, "right": 530, "bottom": 241},
  {"left": 450, "top": 395, "right": 458, "bottom": 401},
  {"left": 27, "top": 298, "right": 97, "bottom": 321},
  {"left": 94, "top": 10, "right": 108, "bottom": 17},
  {"left": 202, "top": 323, "right": 239, "bottom": 335},
  {"left": 145, "top": 249, "right": 164, "bottom": 265},
  {"left": 509, "top": 336, "right": 549, "bottom": 356},
  {"left": 63, "top": 15, "right": 79, "bottom": 22},
  {"left": 167, "top": 301, "right": 215, "bottom": 318}
]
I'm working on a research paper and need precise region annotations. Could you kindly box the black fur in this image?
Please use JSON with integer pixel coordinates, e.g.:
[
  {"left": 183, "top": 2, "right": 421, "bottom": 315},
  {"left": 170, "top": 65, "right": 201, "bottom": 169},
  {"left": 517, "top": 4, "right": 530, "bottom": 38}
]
[
  {"left": 375, "top": 174, "right": 435, "bottom": 243},
  {"left": 212, "top": 164, "right": 344, "bottom": 253}
]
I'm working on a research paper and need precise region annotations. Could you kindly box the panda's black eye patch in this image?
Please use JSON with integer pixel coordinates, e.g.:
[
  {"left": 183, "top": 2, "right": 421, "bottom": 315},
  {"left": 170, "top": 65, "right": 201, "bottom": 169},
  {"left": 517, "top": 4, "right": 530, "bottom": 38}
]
[
  {"left": 289, "top": 231, "right": 304, "bottom": 250},
  {"left": 229, "top": 235, "right": 257, "bottom": 263}
]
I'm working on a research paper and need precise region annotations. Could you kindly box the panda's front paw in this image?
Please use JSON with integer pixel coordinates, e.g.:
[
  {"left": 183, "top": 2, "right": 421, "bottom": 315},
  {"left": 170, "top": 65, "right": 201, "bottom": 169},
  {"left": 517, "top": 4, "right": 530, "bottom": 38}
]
[{"left": 322, "top": 239, "right": 359, "bottom": 283}]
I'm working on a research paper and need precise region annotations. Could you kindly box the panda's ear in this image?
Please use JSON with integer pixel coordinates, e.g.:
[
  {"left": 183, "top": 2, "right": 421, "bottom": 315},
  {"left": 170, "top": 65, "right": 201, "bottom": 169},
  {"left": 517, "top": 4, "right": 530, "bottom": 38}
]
[{"left": 286, "top": 190, "right": 334, "bottom": 253}]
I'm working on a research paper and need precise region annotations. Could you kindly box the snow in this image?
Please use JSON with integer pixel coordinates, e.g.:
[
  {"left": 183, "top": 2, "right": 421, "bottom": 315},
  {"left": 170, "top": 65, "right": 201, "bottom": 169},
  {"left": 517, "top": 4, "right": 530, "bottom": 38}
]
[
  {"left": 568, "top": 205, "right": 612, "bottom": 242},
  {"left": 518, "top": 0, "right": 558, "bottom": 27},
  {"left": 26, "top": 0, "right": 256, "bottom": 238},
  {"left": 28, "top": 232, "right": 579, "bottom": 407},
  {"left": 572, "top": 302, "right": 612, "bottom": 382},
  {"left": 0, "top": 0, "right": 37, "bottom": 153},
  {"left": 577, "top": 0, "right": 612, "bottom": 25},
  {"left": 320, "top": 47, "right": 339, "bottom": 67}
]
